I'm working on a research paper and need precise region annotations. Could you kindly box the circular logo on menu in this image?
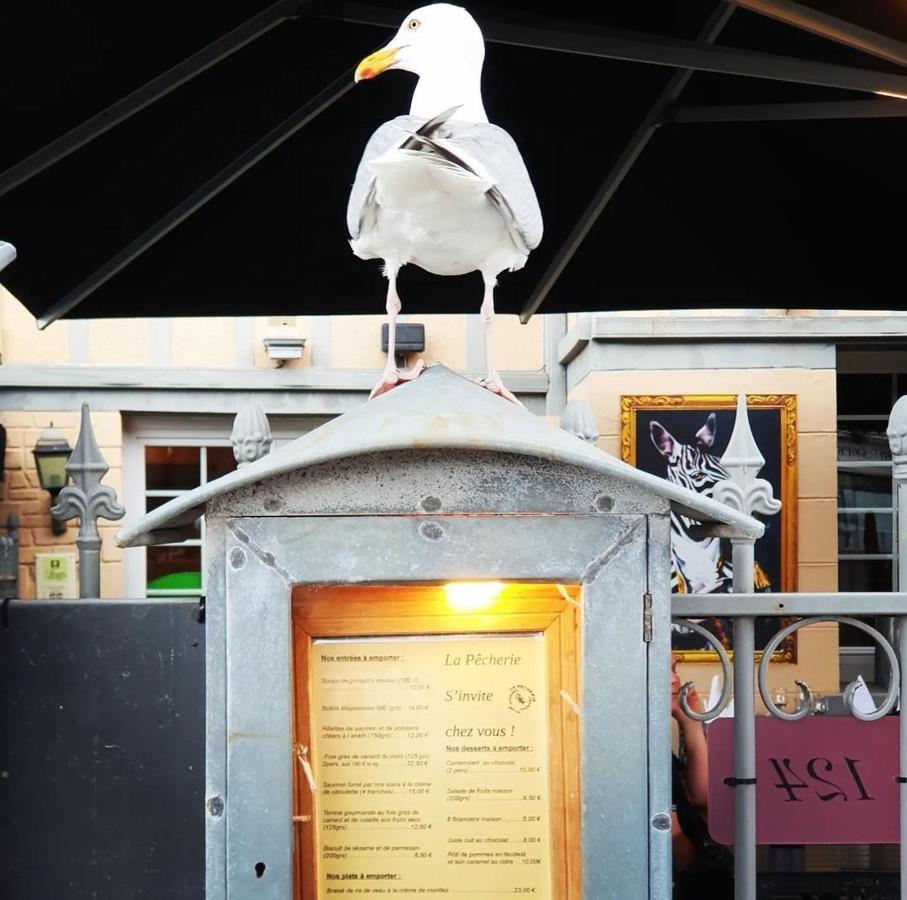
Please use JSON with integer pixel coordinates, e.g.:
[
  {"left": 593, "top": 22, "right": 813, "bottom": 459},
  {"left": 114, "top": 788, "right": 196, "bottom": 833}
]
[{"left": 508, "top": 684, "right": 536, "bottom": 714}]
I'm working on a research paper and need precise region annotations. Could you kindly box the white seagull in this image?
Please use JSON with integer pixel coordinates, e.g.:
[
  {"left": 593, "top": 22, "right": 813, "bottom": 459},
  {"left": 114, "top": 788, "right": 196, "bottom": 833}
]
[{"left": 348, "top": 3, "right": 542, "bottom": 401}]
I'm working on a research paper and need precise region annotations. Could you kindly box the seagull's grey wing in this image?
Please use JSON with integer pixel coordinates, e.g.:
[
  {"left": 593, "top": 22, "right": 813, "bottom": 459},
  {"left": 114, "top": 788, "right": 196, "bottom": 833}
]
[
  {"left": 347, "top": 116, "right": 423, "bottom": 240},
  {"left": 448, "top": 123, "right": 543, "bottom": 252}
]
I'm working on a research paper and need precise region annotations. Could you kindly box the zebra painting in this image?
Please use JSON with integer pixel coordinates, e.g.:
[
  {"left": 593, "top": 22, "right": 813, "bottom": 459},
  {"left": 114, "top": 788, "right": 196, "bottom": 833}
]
[
  {"left": 650, "top": 412, "right": 772, "bottom": 651},
  {"left": 624, "top": 394, "right": 793, "bottom": 658},
  {"left": 650, "top": 412, "right": 734, "bottom": 595}
]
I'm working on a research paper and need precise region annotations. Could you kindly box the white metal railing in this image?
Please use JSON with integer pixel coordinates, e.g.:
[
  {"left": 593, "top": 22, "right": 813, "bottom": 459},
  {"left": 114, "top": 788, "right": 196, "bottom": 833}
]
[{"left": 670, "top": 392, "right": 907, "bottom": 900}]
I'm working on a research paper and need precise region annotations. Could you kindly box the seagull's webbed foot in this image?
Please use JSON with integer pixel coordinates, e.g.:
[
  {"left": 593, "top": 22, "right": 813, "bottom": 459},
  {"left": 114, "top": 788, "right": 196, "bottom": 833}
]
[
  {"left": 369, "top": 359, "right": 427, "bottom": 399},
  {"left": 477, "top": 369, "right": 524, "bottom": 407}
]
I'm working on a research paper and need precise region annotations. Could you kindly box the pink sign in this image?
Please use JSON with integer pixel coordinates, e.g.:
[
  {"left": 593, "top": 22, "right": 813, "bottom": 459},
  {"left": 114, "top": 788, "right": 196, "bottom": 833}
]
[{"left": 707, "top": 716, "right": 899, "bottom": 845}]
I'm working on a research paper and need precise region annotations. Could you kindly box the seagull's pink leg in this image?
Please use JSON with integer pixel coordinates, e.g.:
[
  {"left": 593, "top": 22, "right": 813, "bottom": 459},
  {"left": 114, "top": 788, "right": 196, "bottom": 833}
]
[
  {"left": 370, "top": 262, "right": 425, "bottom": 399},
  {"left": 476, "top": 276, "right": 523, "bottom": 407}
]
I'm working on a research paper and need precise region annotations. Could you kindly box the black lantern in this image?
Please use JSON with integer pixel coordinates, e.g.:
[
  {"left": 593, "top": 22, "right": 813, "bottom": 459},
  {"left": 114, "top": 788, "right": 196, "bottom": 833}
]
[{"left": 32, "top": 424, "right": 72, "bottom": 535}]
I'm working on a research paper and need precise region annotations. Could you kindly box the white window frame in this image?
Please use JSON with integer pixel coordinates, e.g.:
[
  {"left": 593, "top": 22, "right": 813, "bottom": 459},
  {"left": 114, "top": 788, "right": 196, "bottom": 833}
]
[
  {"left": 122, "top": 413, "right": 330, "bottom": 598},
  {"left": 837, "top": 419, "right": 897, "bottom": 584}
]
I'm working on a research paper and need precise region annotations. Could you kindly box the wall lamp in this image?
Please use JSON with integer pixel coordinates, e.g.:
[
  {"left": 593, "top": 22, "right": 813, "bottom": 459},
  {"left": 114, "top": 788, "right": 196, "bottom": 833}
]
[
  {"left": 381, "top": 323, "right": 425, "bottom": 367},
  {"left": 263, "top": 336, "right": 306, "bottom": 365},
  {"left": 33, "top": 424, "right": 72, "bottom": 535}
]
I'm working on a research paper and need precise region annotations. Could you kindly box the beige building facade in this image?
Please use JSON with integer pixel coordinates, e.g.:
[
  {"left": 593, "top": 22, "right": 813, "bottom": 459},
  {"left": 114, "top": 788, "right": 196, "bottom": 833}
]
[{"left": 3, "top": 286, "right": 907, "bottom": 697}]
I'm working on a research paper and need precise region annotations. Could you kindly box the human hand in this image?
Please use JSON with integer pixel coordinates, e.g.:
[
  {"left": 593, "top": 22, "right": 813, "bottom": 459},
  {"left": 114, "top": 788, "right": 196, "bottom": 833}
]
[{"left": 671, "top": 661, "right": 703, "bottom": 723}]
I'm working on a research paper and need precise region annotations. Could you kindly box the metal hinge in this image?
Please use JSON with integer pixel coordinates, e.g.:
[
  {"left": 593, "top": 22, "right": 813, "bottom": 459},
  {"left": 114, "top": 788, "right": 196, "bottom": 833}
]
[{"left": 642, "top": 592, "right": 653, "bottom": 642}]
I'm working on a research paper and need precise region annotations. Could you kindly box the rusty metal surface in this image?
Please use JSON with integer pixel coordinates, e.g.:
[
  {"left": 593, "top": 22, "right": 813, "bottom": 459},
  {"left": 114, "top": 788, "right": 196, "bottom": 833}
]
[
  {"left": 117, "top": 365, "right": 762, "bottom": 548},
  {"left": 211, "top": 449, "right": 669, "bottom": 518}
]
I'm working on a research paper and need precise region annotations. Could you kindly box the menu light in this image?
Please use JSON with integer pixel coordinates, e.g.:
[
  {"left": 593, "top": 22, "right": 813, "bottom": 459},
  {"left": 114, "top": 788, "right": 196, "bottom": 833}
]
[{"left": 444, "top": 581, "right": 504, "bottom": 612}]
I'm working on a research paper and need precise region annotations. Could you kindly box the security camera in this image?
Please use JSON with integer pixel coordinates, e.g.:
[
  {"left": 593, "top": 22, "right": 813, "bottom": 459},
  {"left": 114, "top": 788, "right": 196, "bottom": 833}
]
[{"left": 0, "top": 241, "right": 16, "bottom": 273}]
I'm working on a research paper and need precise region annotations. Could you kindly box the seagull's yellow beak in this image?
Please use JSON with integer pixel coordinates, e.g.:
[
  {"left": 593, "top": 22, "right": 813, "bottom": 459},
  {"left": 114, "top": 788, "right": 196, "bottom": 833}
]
[{"left": 355, "top": 45, "right": 402, "bottom": 82}]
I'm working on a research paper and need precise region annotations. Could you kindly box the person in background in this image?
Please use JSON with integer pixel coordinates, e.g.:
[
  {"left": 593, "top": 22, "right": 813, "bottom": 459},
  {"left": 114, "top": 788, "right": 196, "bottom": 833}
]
[{"left": 671, "top": 653, "right": 734, "bottom": 898}]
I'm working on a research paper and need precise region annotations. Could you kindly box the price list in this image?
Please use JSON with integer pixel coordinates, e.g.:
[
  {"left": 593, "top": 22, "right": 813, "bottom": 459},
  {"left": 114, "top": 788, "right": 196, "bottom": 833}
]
[{"left": 311, "top": 634, "right": 552, "bottom": 897}]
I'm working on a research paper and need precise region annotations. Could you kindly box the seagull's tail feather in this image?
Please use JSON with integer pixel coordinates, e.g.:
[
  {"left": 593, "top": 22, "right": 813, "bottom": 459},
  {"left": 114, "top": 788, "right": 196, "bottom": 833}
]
[
  {"left": 368, "top": 149, "right": 492, "bottom": 208},
  {"left": 394, "top": 120, "right": 532, "bottom": 255}
]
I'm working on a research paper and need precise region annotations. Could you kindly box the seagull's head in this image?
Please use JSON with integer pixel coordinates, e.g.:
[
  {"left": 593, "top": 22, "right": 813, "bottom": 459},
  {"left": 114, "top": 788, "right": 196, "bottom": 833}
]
[{"left": 355, "top": 4, "right": 485, "bottom": 83}]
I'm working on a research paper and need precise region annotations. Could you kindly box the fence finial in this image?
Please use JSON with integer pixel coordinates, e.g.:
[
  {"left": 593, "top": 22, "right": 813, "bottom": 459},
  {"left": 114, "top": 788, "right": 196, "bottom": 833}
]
[
  {"left": 888, "top": 395, "right": 907, "bottom": 484},
  {"left": 51, "top": 403, "right": 125, "bottom": 598},
  {"left": 713, "top": 394, "right": 781, "bottom": 517},
  {"left": 231, "top": 402, "right": 273, "bottom": 468},
  {"left": 559, "top": 399, "right": 599, "bottom": 446}
]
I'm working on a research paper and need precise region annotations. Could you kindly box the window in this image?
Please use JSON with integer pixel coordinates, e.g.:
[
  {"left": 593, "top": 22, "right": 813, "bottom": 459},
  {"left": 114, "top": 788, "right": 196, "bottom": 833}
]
[
  {"left": 123, "top": 414, "right": 331, "bottom": 598},
  {"left": 836, "top": 373, "right": 906, "bottom": 656},
  {"left": 144, "top": 445, "right": 236, "bottom": 596}
]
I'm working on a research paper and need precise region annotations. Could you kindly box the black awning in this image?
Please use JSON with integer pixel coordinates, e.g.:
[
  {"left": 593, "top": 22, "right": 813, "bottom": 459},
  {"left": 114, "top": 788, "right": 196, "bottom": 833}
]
[{"left": 1, "top": 0, "right": 906, "bottom": 324}]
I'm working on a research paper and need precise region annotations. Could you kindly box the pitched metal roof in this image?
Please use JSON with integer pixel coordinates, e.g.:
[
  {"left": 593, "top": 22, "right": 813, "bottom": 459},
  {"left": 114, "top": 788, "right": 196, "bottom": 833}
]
[{"left": 117, "top": 364, "right": 763, "bottom": 547}]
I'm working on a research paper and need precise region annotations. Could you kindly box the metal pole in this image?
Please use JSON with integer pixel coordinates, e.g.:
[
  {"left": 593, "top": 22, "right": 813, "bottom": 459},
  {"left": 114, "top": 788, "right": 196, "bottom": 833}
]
[
  {"left": 76, "top": 528, "right": 103, "bottom": 600},
  {"left": 899, "top": 613, "right": 907, "bottom": 900},
  {"left": 50, "top": 403, "right": 125, "bottom": 599},
  {"left": 331, "top": 2, "right": 907, "bottom": 98},
  {"left": 729, "top": 0, "right": 907, "bottom": 68},
  {"left": 517, "top": 2, "right": 736, "bottom": 323},
  {"left": 732, "top": 538, "right": 757, "bottom": 900},
  {"left": 896, "top": 447, "right": 907, "bottom": 900},
  {"left": 886, "top": 395, "right": 906, "bottom": 897},
  {"left": 670, "top": 99, "right": 907, "bottom": 124},
  {"left": 0, "top": 0, "right": 311, "bottom": 198},
  {"left": 712, "top": 396, "right": 779, "bottom": 900},
  {"left": 36, "top": 67, "right": 357, "bottom": 329},
  {"left": 899, "top": 476, "right": 907, "bottom": 610}
]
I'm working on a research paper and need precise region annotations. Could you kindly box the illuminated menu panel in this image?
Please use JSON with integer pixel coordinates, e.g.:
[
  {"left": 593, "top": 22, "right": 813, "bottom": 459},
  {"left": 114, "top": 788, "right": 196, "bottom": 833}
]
[{"left": 311, "top": 634, "right": 551, "bottom": 898}]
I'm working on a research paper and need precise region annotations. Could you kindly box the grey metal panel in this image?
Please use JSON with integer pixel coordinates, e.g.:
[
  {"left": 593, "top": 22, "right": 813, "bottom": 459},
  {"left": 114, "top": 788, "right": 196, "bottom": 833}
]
[
  {"left": 206, "top": 520, "right": 228, "bottom": 897},
  {"left": 224, "top": 531, "right": 293, "bottom": 899},
  {"left": 0, "top": 598, "right": 204, "bottom": 900},
  {"left": 229, "top": 514, "right": 642, "bottom": 586},
  {"left": 581, "top": 516, "right": 649, "bottom": 898},
  {"left": 211, "top": 450, "right": 670, "bottom": 519},
  {"left": 646, "top": 514, "right": 673, "bottom": 899},
  {"left": 215, "top": 512, "right": 657, "bottom": 899}
]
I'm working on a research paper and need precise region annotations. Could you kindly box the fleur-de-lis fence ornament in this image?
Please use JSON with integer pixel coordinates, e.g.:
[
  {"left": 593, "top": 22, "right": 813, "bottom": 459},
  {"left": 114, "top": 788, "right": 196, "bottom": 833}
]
[
  {"left": 713, "top": 393, "right": 781, "bottom": 519},
  {"left": 51, "top": 403, "right": 125, "bottom": 598}
]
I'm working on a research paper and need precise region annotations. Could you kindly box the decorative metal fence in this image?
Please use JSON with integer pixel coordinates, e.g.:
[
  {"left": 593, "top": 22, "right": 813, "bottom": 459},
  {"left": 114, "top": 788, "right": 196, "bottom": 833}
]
[
  {"left": 13, "top": 395, "right": 907, "bottom": 898},
  {"left": 0, "top": 513, "right": 19, "bottom": 599},
  {"left": 671, "top": 392, "right": 907, "bottom": 900}
]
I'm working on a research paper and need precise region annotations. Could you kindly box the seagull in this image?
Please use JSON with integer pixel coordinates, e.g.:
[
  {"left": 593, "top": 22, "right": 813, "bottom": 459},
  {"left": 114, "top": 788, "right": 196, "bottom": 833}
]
[{"left": 348, "top": 3, "right": 542, "bottom": 402}]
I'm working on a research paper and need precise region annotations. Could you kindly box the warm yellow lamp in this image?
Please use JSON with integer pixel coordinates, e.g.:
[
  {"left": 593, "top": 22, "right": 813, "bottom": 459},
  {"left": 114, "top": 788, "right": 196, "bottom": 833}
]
[{"left": 444, "top": 581, "right": 504, "bottom": 613}]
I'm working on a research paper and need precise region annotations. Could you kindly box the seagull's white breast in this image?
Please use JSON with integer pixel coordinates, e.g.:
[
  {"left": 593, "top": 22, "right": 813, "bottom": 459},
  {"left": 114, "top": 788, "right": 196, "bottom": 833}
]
[{"left": 351, "top": 148, "right": 528, "bottom": 277}]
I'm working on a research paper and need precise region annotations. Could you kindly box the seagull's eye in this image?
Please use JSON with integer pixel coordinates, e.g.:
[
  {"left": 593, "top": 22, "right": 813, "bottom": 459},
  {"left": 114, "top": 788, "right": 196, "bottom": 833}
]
[{"left": 407, "top": 18, "right": 420, "bottom": 29}]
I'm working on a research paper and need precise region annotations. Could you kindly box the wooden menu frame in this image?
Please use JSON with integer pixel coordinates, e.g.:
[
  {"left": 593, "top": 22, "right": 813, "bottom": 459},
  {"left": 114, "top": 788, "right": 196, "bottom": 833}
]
[{"left": 290, "top": 582, "right": 582, "bottom": 900}]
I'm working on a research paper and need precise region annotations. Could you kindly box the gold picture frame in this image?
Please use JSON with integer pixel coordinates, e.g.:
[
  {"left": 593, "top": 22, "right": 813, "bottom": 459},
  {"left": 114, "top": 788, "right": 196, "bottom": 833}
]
[{"left": 620, "top": 394, "right": 798, "bottom": 663}]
